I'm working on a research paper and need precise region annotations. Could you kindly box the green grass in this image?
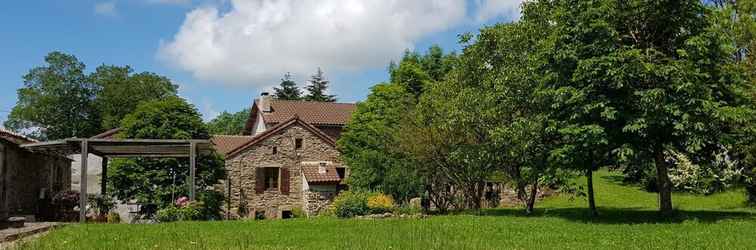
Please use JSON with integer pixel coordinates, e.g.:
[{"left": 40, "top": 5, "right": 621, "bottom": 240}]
[{"left": 17, "top": 170, "right": 756, "bottom": 249}]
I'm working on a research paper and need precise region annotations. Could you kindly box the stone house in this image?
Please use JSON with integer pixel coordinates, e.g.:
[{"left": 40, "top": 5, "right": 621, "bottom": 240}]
[
  {"left": 212, "top": 93, "right": 356, "bottom": 219},
  {"left": 0, "top": 128, "right": 71, "bottom": 222}
]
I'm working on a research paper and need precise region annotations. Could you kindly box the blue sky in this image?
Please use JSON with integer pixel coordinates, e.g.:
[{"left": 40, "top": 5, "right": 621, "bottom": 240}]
[{"left": 0, "top": 0, "right": 520, "bottom": 125}]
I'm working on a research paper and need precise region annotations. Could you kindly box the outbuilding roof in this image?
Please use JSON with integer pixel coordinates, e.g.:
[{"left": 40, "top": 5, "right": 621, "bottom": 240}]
[
  {"left": 210, "top": 135, "right": 254, "bottom": 156},
  {"left": 0, "top": 128, "right": 38, "bottom": 145}
]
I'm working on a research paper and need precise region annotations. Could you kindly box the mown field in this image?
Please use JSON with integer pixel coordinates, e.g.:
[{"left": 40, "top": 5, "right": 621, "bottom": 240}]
[{"left": 16, "top": 170, "right": 756, "bottom": 249}]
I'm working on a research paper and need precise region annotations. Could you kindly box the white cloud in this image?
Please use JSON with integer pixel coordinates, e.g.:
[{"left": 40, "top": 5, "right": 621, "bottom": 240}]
[
  {"left": 159, "top": 0, "right": 523, "bottom": 88},
  {"left": 475, "top": 0, "right": 524, "bottom": 22},
  {"left": 94, "top": 1, "right": 118, "bottom": 17},
  {"left": 146, "top": 0, "right": 193, "bottom": 5},
  {"left": 200, "top": 98, "right": 220, "bottom": 121}
]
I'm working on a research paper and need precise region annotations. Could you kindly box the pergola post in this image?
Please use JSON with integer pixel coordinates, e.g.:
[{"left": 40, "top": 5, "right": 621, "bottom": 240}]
[
  {"left": 101, "top": 157, "right": 108, "bottom": 197},
  {"left": 189, "top": 141, "right": 196, "bottom": 201},
  {"left": 79, "top": 140, "right": 88, "bottom": 223}
]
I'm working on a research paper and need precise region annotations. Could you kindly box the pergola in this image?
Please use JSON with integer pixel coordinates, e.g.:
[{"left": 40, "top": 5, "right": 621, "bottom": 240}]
[{"left": 20, "top": 138, "right": 214, "bottom": 223}]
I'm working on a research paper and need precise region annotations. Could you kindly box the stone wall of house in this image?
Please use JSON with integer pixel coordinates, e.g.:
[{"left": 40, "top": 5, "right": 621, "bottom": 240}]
[
  {"left": 303, "top": 190, "right": 337, "bottom": 216},
  {"left": 225, "top": 124, "right": 343, "bottom": 219},
  {"left": 0, "top": 140, "right": 71, "bottom": 220}
]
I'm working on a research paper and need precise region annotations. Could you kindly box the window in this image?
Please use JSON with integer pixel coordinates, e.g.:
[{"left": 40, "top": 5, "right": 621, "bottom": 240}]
[
  {"left": 272, "top": 146, "right": 277, "bottom": 155},
  {"left": 264, "top": 167, "right": 279, "bottom": 190},
  {"left": 295, "top": 138, "right": 303, "bottom": 150},
  {"left": 336, "top": 167, "right": 346, "bottom": 179},
  {"left": 281, "top": 210, "right": 293, "bottom": 219}
]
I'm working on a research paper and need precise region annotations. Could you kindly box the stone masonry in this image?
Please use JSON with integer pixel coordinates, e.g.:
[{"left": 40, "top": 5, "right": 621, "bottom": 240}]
[{"left": 225, "top": 123, "right": 343, "bottom": 219}]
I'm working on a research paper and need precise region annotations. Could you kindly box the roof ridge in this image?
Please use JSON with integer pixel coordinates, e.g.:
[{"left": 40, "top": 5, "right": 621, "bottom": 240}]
[
  {"left": 211, "top": 134, "right": 254, "bottom": 137},
  {"left": 270, "top": 99, "right": 356, "bottom": 105}
]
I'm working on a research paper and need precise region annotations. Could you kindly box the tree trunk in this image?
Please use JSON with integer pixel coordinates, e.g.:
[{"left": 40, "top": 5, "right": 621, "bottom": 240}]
[
  {"left": 747, "top": 183, "right": 756, "bottom": 206},
  {"left": 746, "top": 168, "right": 756, "bottom": 206},
  {"left": 525, "top": 179, "right": 538, "bottom": 215},
  {"left": 586, "top": 168, "right": 598, "bottom": 217},
  {"left": 654, "top": 150, "right": 674, "bottom": 215}
]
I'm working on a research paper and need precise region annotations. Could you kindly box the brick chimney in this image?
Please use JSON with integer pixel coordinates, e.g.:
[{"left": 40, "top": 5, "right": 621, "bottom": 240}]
[{"left": 258, "top": 92, "right": 272, "bottom": 113}]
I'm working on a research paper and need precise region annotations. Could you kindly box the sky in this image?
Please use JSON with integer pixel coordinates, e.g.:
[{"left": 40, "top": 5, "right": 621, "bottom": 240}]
[{"left": 0, "top": 0, "right": 522, "bottom": 125}]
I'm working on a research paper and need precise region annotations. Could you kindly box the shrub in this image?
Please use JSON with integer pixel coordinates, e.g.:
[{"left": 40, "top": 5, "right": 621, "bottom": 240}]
[
  {"left": 291, "top": 207, "right": 306, "bottom": 218},
  {"left": 367, "top": 193, "right": 395, "bottom": 213},
  {"left": 394, "top": 204, "right": 421, "bottom": 215},
  {"left": 52, "top": 190, "right": 80, "bottom": 210},
  {"left": 107, "top": 212, "right": 121, "bottom": 223},
  {"left": 198, "top": 191, "right": 224, "bottom": 220},
  {"left": 156, "top": 203, "right": 201, "bottom": 222},
  {"left": 90, "top": 195, "right": 115, "bottom": 216},
  {"left": 331, "top": 191, "right": 369, "bottom": 218}
]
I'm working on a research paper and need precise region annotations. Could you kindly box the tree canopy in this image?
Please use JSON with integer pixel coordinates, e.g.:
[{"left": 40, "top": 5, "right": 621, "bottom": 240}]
[
  {"left": 92, "top": 65, "right": 178, "bottom": 130},
  {"left": 206, "top": 109, "right": 250, "bottom": 135},
  {"left": 4, "top": 52, "right": 179, "bottom": 140},
  {"left": 273, "top": 73, "right": 303, "bottom": 100},
  {"left": 108, "top": 96, "right": 224, "bottom": 207},
  {"left": 304, "top": 68, "right": 337, "bottom": 102},
  {"left": 5, "top": 52, "right": 100, "bottom": 140}
]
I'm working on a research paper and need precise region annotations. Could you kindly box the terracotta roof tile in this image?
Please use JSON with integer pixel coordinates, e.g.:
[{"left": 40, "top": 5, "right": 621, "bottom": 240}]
[
  {"left": 301, "top": 162, "right": 343, "bottom": 183},
  {"left": 264, "top": 100, "right": 356, "bottom": 126},
  {"left": 211, "top": 135, "right": 254, "bottom": 156}
]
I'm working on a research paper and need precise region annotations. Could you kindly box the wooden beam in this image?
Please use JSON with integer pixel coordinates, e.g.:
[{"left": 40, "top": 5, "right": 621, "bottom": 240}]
[
  {"left": 101, "top": 157, "right": 108, "bottom": 197},
  {"left": 79, "top": 140, "right": 88, "bottom": 223},
  {"left": 189, "top": 141, "right": 196, "bottom": 201}
]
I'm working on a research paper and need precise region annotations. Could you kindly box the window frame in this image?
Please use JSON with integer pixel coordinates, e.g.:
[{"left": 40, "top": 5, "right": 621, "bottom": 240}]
[{"left": 263, "top": 167, "right": 281, "bottom": 191}]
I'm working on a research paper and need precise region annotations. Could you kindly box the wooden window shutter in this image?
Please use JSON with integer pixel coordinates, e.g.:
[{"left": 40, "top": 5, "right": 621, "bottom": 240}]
[
  {"left": 255, "top": 167, "right": 265, "bottom": 194},
  {"left": 280, "top": 168, "right": 290, "bottom": 195}
]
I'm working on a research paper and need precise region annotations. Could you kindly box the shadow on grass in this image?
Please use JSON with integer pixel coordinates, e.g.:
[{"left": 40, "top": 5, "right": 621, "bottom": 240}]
[{"left": 473, "top": 207, "right": 756, "bottom": 225}]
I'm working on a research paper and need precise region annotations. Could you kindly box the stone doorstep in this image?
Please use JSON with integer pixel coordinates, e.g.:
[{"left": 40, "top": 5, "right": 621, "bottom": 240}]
[{"left": 0, "top": 223, "right": 64, "bottom": 243}]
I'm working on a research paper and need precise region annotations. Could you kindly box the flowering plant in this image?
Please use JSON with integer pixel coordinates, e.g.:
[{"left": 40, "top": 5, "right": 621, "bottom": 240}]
[{"left": 175, "top": 196, "right": 190, "bottom": 208}]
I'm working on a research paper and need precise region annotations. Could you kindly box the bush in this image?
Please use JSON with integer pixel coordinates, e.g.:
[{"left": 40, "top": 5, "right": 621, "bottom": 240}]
[
  {"left": 198, "top": 191, "right": 224, "bottom": 220},
  {"left": 367, "top": 193, "right": 395, "bottom": 213},
  {"left": 331, "top": 191, "right": 370, "bottom": 218},
  {"left": 90, "top": 195, "right": 115, "bottom": 216},
  {"left": 52, "top": 190, "right": 80, "bottom": 210},
  {"left": 156, "top": 203, "right": 201, "bottom": 222},
  {"left": 107, "top": 212, "right": 121, "bottom": 223},
  {"left": 394, "top": 204, "right": 421, "bottom": 215},
  {"left": 291, "top": 207, "right": 306, "bottom": 218}
]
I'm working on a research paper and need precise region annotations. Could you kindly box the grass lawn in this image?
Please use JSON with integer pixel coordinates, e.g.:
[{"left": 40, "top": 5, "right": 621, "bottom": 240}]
[{"left": 16, "top": 170, "right": 756, "bottom": 249}]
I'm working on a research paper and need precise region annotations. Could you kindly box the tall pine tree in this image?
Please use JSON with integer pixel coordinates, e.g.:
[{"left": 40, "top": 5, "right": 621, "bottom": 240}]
[
  {"left": 304, "top": 68, "right": 336, "bottom": 102},
  {"left": 273, "top": 73, "right": 302, "bottom": 100}
]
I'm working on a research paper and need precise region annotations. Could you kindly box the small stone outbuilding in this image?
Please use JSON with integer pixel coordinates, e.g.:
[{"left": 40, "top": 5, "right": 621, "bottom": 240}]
[
  {"left": 0, "top": 129, "right": 71, "bottom": 222},
  {"left": 211, "top": 93, "right": 355, "bottom": 219}
]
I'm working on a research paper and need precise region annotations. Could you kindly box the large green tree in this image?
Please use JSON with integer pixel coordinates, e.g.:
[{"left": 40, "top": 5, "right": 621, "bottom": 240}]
[
  {"left": 339, "top": 46, "right": 458, "bottom": 205},
  {"left": 92, "top": 65, "right": 178, "bottom": 130},
  {"left": 338, "top": 83, "right": 421, "bottom": 203},
  {"left": 273, "top": 73, "right": 302, "bottom": 100},
  {"left": 206, "top": 109, "right": 250, "bottom": 135},
  {"left": 558, "top": 0, "right": 751, "bottom": 214},
  {"left": 5, "top": 52, "right": 181, "bottom": 140},
  {"left": 108, "top": 96, "right": 225, "bottom": 207},
  {"left": 304, "top": 68, "right": 336, "bottom": 102},
  {"left": 712, "top": 0, "right": 756, "bottom": 205},
  {"left": 5, "top": 52, "right": 101, "bottom": 140}
]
